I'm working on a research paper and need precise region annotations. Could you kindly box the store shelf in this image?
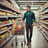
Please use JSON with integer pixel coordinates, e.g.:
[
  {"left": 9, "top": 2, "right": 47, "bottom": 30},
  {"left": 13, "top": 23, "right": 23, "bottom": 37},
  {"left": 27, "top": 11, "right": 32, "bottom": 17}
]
[
  {"left": 8, "top": 16, "right": 22, "bottom": 18},
  {"left": 39, "top": 17, "right": 48, "bottom": 19},
  {"left": 42, "top": 12, "right": 48, "bottom": 15},
  {"left": 40, "top": 6, "right": 48, "bottom": 12},
  {"left": 0, "top": 2, "right": 21, "bottom": 14},
  {"left": 40, "top": 11, "right": 48, "bottom": 15},
  {"left": 42, "top": 25, "right": 48, "bottom": 30},
  {"left": 0, "top": 35, "right": 13, "bottom": 48},
  {"left": 0, "top": 0, "right": 22, "bottom": 48},
  {"left": 41, "top": 28, "right": 48, "bottom": 36},
  {"left": 0, "top": 23, "right": 14, "bottom": 28},
  {"left": 0, "top": 16, "right": 22, "bottom": 19},
  {"left": 39, "top": 21, "right": 48, "bottom": 24},
  {"left": 0, "top": 32, "right": 11, "bottom": 40},
  {"left": 0, "top": 9, "right": 12, "bottom": 13},
  {"left": 0, "top": 2, "right": 15, "bottom": 11},
  {"left": 0, "top": 35, "right": 8, "bottom": 41},
  {"left": 39, "top": 30, "right": 48, "bottom": 40},
  {"left": 0, "top": 9, "right": 16, "bottom": 15},
  {"left": 39, "top": 22, "right": 48, "bottom": 29},
  {"left": 0, "top": 27, "right": 12, "bottom": 34},
  {"left": 0, "top": 16, "right": 8, "bottom": 18},
  {"left": 38, "top": 2, "right": 48, "bottom": 41},
  {"left": 38, "top": 20, "right": 48, "bottom": 40}
]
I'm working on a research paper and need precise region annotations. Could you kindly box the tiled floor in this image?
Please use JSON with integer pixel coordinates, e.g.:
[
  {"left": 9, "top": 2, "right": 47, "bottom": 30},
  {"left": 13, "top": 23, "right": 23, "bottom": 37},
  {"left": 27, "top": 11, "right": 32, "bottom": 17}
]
[{"left": 12, "top": 26, "right": 48, "bottom": 48}]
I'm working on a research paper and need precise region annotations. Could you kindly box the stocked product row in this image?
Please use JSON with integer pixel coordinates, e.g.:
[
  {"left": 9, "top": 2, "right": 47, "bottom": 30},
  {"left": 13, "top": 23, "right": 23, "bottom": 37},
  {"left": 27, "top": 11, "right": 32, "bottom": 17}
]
[
  {"left": 38, "top": 2, "right": 48, "bottom": 40},
  {"left": 0, "top": 0, "right": 21, "bottom": 14},
  {"left": 0, "top": 9, "right": 16, "bottom": 16},
  {"left": 40, "top": 2, "right": 48, "bottom": 12},
  {"left": 0, "top": 0, "right": 16, "bottom": 11},
  {"left": 35, "top": 11, "right": 39, "bottom": 23}
]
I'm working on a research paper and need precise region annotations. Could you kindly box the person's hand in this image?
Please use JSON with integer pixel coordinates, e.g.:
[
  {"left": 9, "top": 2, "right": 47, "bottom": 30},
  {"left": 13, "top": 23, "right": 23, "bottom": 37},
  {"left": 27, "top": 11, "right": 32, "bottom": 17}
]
[{"left": 32, "top": 22, "right": 35, "bottom": 26}]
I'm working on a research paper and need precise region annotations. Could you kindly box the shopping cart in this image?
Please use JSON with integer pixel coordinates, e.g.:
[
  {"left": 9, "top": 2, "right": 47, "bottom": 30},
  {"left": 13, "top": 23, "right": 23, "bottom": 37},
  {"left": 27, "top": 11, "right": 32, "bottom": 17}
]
[{"left": 11, "top": 22, "right": 26, "bottom": 47}]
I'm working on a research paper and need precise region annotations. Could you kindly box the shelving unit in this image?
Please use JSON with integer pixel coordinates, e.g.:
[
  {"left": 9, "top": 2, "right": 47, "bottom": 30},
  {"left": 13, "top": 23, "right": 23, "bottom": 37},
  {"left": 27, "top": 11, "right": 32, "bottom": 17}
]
[
  {"left": 0, "top": 23, "right": 14, "bottom": 28},
  {"left": 0, "top": 16, "right": 22, "bottom": 18},
  {"left": 0, "top": 0, "right": 22, "bottom": 48},
  {"left": 0, "top": 27, "right": 12, "bottom": 34},
  {"left": 0, "top": 32, "right": 11, "bottom": 40},
  {"left": 42, "top": 25, "right": 48, "bottom": 29},
  {"left": 0, "top": 1, "right": 21, "bottom": 14},
  {"left": 38, "top": 2, "right": 48, "bottom": 40},
  {"left": 39, "top": 30, "right": 48, "bottom": 40},
  {"left": 0, "top": 2, "right": 18, "bottom": 13},
  {"left": 40, "top": 9, "right": 48, "bottom": 15},
  {"left": 42, "top": 28, "right": 48, "bottom": 35},
  {"left": 0, "top": 9, "right": 16, "bottom": 15},
  {"left": 39, "top": 16, "right": 48, "bottom": 19},
  {"left": 0, "top": 35, "right": 13, "bottom": 48},
  {"left": 40, "top": 6, "right": 48, "bottom": 12},
  {"left": 39, "top": 21, "right": 48, "bottom": 24}
]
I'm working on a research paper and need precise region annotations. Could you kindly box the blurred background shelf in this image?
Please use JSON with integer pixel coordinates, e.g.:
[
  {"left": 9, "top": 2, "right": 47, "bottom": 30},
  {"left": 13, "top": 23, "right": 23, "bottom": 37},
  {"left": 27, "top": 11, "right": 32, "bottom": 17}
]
[
  {"left": 0, "top": 27, "right": 12, "bottom": 34},
  {"left": 0, "top": 35, "right": 13, "bottom": 48}
]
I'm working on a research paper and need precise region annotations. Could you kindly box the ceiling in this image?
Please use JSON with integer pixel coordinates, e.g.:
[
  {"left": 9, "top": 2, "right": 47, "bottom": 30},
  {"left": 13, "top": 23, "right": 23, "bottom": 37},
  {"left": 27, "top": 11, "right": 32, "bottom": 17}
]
[{"left": 15, "top": 0, "right": 48, "bottom": 10}]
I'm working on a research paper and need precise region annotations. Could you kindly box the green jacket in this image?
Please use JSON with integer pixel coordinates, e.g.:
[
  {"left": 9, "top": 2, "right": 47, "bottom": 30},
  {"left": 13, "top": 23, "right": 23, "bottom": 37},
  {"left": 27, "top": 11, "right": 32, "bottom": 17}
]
[{"left": 23, "top": 11, "right": 36, "bottom": 24}]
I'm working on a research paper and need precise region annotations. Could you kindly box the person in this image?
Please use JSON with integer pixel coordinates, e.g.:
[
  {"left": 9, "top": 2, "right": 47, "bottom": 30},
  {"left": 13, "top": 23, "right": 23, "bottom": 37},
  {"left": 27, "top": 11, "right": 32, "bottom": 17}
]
[{"left": 22, "top": 5, "right": 36, "bottom": 45}]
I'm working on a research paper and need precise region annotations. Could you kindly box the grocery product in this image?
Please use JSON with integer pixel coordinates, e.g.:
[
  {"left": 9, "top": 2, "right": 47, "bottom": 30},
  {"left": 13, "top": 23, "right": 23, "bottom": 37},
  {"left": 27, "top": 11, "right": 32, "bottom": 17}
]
[
  {"left": 9, "top": 20, "right": 12, "bottom": 23},
  {"left": 12, "top": 19, "right": 15, "bottom": 23},
  {"left": 4, "top": 20, "right": 8, "bottom": 24},
  {"left": 0, "top": 34, "right": 5, "bottom": 39},
  {"left": 1, "top": 22, "right": 5, "bottom": 25},
  {"left": 12, "top": 4, "right": 14, "bottom": 8},
  {"left": 0, "top": 11, "right": 6, "bottom": 16},
  {"left": 1, "top": 27, "right": 8, "bottom": 30}
]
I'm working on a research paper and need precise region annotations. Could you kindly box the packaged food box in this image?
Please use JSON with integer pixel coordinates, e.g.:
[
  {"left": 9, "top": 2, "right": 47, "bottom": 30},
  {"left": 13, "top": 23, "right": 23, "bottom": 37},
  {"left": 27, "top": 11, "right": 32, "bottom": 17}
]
[
  {"left": 14, "top": 6, "right": 16, "bottom": 10},
  {"left": 12, "top": 4, "right": 14, "bottom": 9},
  {"left": 11, "top": 4, "right": 12, "bottom": 8}
]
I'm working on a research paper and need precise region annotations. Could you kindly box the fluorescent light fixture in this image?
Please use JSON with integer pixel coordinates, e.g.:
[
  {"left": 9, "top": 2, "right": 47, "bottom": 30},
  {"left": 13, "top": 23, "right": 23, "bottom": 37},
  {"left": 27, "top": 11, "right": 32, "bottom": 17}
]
[
  {"left": 17, "top": 1, "right": 48, "bottom": 2},
  {"left": 20, "top": 5, "right": 42, "bottom": 7}
]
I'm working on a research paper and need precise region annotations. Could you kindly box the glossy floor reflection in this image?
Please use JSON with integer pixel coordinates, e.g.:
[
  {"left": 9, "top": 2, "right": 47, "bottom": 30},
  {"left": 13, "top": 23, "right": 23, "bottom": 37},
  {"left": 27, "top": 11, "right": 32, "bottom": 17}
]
[{"left": 12, "top": 26, "right": 48, "bottom": 48}]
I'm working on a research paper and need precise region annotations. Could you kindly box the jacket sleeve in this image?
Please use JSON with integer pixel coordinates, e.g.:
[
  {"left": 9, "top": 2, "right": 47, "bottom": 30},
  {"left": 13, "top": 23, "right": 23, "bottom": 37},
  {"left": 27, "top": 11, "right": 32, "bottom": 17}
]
[
  {"left": 23, "top": 13, "right": 26, "bottom": 21},
  {"left": 33, "top": 12, "right": 36, "bottom": 22}
]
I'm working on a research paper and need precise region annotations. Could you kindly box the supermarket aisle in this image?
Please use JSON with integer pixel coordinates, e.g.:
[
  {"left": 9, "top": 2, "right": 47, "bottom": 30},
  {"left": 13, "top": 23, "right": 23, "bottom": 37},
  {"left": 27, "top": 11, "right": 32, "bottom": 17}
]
[
  {"left": 0, "top": 0, "right": 48, "bottom": 48},
  {"left": 12, "top": 26, "right": 48, "bottom": 48}
]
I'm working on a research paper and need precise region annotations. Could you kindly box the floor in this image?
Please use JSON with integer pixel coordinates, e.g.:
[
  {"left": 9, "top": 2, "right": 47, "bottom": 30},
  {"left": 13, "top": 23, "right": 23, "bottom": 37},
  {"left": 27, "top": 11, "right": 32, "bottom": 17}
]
[{"left": 12, "top": 26, "right": 48, "bottom": 48}]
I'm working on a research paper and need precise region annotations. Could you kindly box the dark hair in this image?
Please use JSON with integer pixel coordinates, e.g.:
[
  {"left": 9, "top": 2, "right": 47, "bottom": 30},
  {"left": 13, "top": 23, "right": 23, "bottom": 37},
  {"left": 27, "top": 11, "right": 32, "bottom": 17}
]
[{"left": 26, "top": 5, "right": 31, "bottom": 8}]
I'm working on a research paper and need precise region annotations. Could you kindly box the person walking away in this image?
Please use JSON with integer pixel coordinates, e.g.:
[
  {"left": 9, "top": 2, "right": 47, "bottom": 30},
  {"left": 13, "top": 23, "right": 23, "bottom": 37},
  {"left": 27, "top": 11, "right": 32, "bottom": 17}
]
[{"left": 23, "top": 6, "right": 36, "bottom": 45}]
